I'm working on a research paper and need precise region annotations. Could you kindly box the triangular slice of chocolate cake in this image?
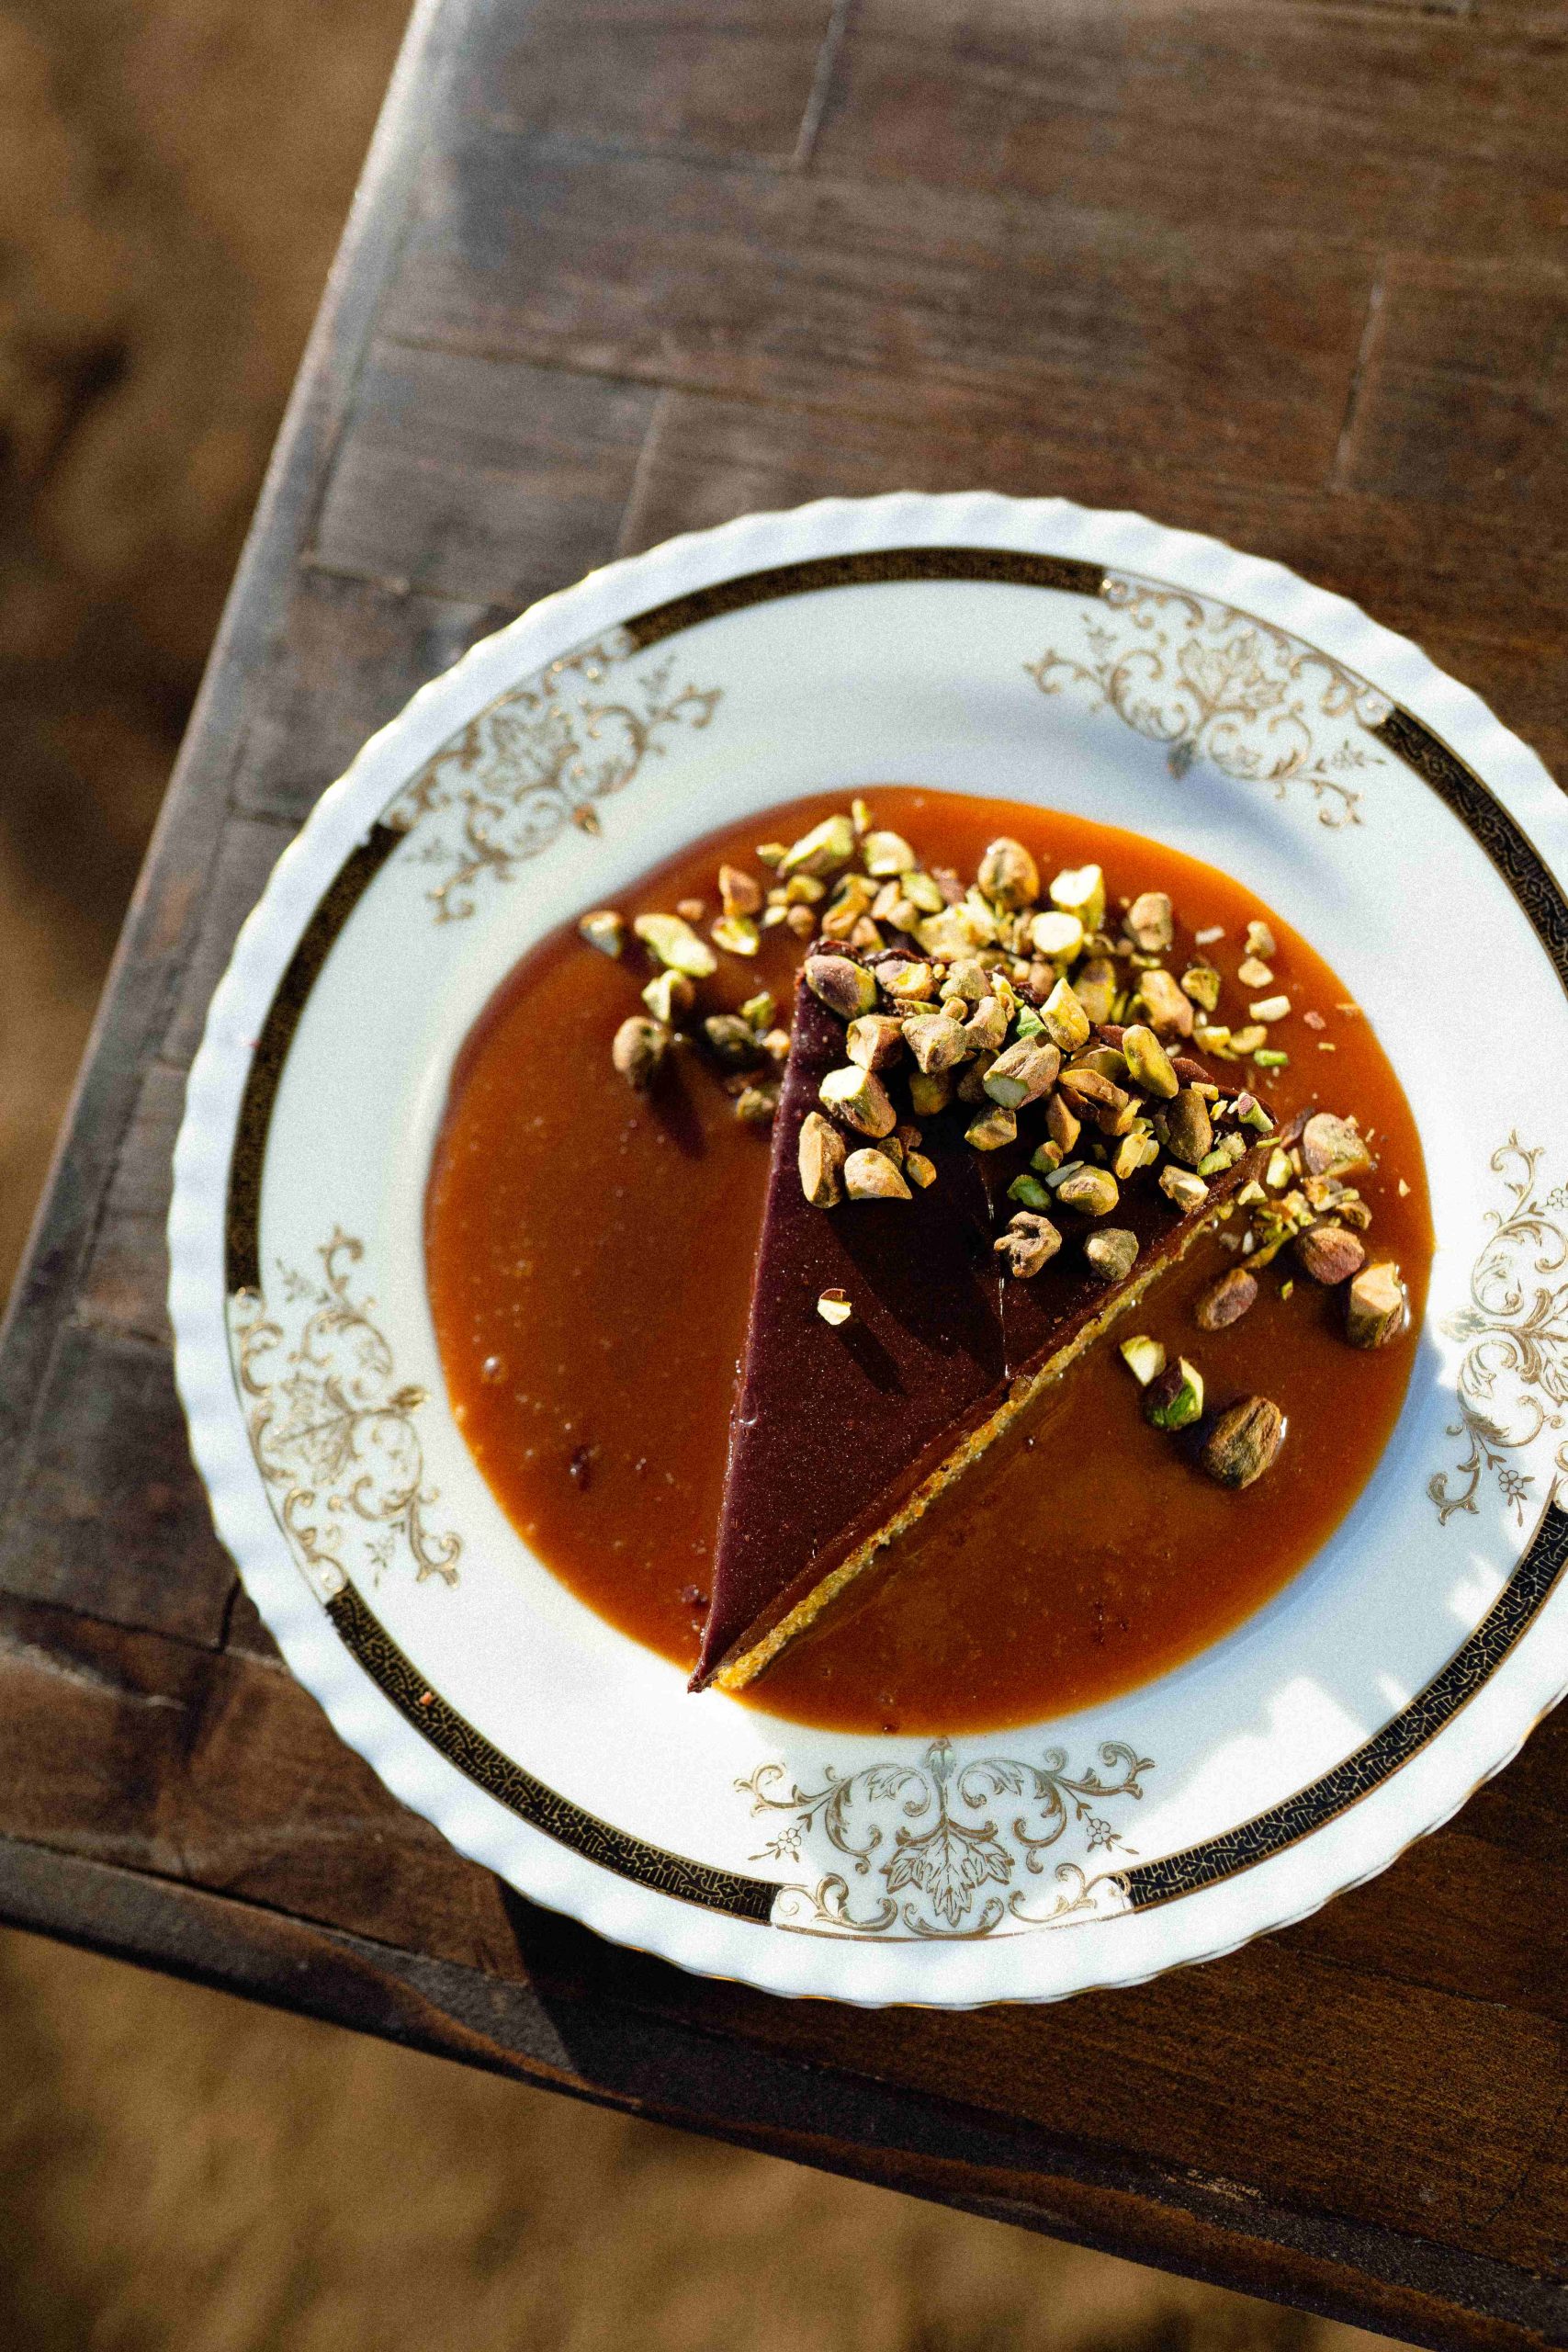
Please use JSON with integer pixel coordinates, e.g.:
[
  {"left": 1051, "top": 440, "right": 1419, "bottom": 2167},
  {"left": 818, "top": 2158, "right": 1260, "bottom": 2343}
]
[{"left": 693, "top": 952, "right": 1283, "bottom": 1693}]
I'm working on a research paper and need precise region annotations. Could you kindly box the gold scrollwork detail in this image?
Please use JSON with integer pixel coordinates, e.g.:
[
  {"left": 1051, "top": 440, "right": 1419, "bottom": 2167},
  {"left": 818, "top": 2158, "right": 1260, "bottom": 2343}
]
[
  {"left": 387, "top": 634, "right": 722, "bottom": 922},
  {"left": 232, "top": 1229, "right": 459, "bottom": 1595},
  {"left": 1026, "top": 576, "right": 1390, "bottom": 828},
  {"left": 1431, "top": 1136, "right": 1568, "bottom": 1525},
  {"left": 741, "top": 1736, "right": 1150, "bottom": 1939}
]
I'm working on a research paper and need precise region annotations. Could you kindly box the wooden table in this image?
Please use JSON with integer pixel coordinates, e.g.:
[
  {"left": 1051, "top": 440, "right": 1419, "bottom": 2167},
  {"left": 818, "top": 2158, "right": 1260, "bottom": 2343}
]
[{"left": 4, "top": 1, "right": 1567, "bottom": 2341}]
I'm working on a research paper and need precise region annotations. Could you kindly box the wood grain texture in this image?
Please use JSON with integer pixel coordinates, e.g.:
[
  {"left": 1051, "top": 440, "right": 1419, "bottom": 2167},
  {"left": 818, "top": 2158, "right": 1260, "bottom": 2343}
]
[{"left": 3, "top": 0, "right": 1568, "bottom": 2340}]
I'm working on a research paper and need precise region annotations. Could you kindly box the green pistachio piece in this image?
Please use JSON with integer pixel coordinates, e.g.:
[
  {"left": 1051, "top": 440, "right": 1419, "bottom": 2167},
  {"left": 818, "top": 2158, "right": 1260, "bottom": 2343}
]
[
  {"left": 1123, "top": 890, "right": 1174, "bottom": 954},
  {"left": 1252, "top": 1047, "right": 1289, "bottom": 1069},
  {"left": 1029, "top": 909, "right": 1084, "bottom": 961},
  {"left": 901, "top": 869, "right": 947, "bottom": 915},
  {"left": 711, "top": 915, "right": 760, "bottom": 957},
  {"left": 641, "top": 969, "right": 694, "bottom": 1024},
  {"left": 740, "top": 990, "right": 774, "bottom": 1031},
  {"left": 844, "top": 1148, "right": 912, "bottom": 1201},
  {"left": 1346, "top": 1260, "right": 1407, "bottom": 1348},
  {"left": 977, "top": 836, "right": 1041, "bottom": 910},
  {"left": 1041, "top": 977, "right": 1091, "bottom": 1051},
  {"left": 906, "top": 1150, "right": 937, "bottom": 1189},
  {"left": 1055, "top": 1165, "right": 1120, "bottom": 1216},
  {"left": 634, "top": 911, "right": 718, "bottom": 978},
  {"left": 962, "top": 887, "right": 1000, "bottom": 944},
  {"left": 1085, "top": 1226, "right": 1139, "bottom": 1283},
  {"left": 863, "top": 829, "right": 915, "bottom": 876},
  {"left": 779, "top": 813, "right": 856, "bottom": 878},
  {"left": 984, "top": 1039, "right": 1061, "bottom": 1110},
  {"left": 1161, "top": 1088, "right": 1213, "bottom": 1170},
  {"left": 1245, "top": 920, "right": 1277, "bottom": 959},
  {"left": 918, "top": 906, "right": 990, "bottom": 960},
  {"left": 1180, "top": 961, "right": 1222, "bottom": 1012},
  {"left": 1121, "top": 1023, "right": 1179, "bottom": 1100},
  {"left": 909, "top": 1068, "right": 955, "bottom": 1116},
  {"left": 798, "top": 1111, "right": 847, "bottom": 1205},
  {"left": 1134, "top": 967, "right": 1194, "bottom": 1040},
  {"left": 965, "top": 1102, "right": 1018, "bottom": 1150},
  {"left": 1008, "top": 1172, "right": 1053, "bottom": 1211},
  {"left": 1159, "top": 1163, "right": 1209, "bottom": 1214},
  {"left": 846, "top": 1014, "right": 906, "bottom": 1071},
  {"left": 1044, "top": 1091, "right": 1081, "bottom": 1153},
  {"left": 734, "top": 1084, "right": 777, "bottom": 1125},
  {"left": 1200, "top": 1395, "right": 1285, "bottom": 1487},
  {"left": 903, "top": 1012, "right": 971, "bottom": 1074},
  {"left": 805, "top": 955, "right": 878, "bottom": 1020},
  {"left": 817, "top": 1288, "right": 852, "bottom": 1327},
  {"left": 1145, "top": 1355, "right": 1205, "bottom": 1431},
  {"left": 820, "top": 1063, "right": 897, "bottom": 1137},
  {"left": 1111, "top": 1127, "right": 1159, "bottom": 1182},
  {"left": 939, "top": 957, "right": 988, "bottom": 1005},
  {"left": 705, "top": 1013, "right": 764, "bottom": 1069},
  {"left": 1120, "top": 1334, "right": 1167, "bottom": 1386},
  {"left": 1048, "top": 862, "right": 1105, "bottom": 932},
  {"left": 1074, "top": 956, "right": 1117, "bottom": 1025},
  {"left": 880, "top": 956, "right": 937, "bottom": 1001},
  {"left": 1031, "top": 1139, "right": 1064, "bottom": 1175},
  {"left": 964, "top": 995, "right": 1010, "bottom": 1054},
  {"left": 994, "top": 1211, "right": 1062, "bottom": 1279},
  {"left": 612, "top": 1015, "right": 670, "bottom": 1091},
  {"left": 579, "top": 909, "right": 625, "bottom": 957},
  {"left": 1302, "top": 1114, "right": 1373, "bottom": 1178}
]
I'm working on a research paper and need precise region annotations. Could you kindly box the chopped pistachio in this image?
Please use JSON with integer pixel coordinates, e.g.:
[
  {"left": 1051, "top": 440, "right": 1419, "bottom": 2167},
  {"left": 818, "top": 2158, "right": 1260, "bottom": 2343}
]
[
  {"left": 712, "top": 914, "right": 760, "bottom": 956},
  {"left": 1236, "top": 1179, "right": 1267, "bottom": 1205},
  {"left": 876, "top": 1135, "right": 905, "bottom": 1168},
  {"left": 1145, "top": 1356, "right": 1205, "bottom": 1431},
  {"left": 1159, "top": 1088, "right": 1213, "bottom": 1170},
  {"left": 1029, "top": 909, "right": 1084, "bottom": 961},
  {"left": 1227, "top": 1023, "right": 1266, "bottom": 1055},
  {"left": 1008, "top": 1172, "right": 1053, "bottom": 1212},
  {"left": 1295, "top": 1223, "right": 1367, "bottom": 1284},
  {"left": 820, "top": 1063, "right": 897, "bottom": 1137},
  {"left": 1032, "top": 1139, "right": 1065, "bottom": 1175},
  {"left": 779, "top": 812, "right": 855, "bottom": 878},
  {"left": 1200, "top": 1395, "right": 1285, "bottom": 1487},
  {"left": 642, "top": 969, "right": 694, "bottom": 1024},
  {"left": 844, "top": 1147, "right": 912, "bottom": 1202},
  {"left": 1124, "top": 890, "right": 1174, "bottom": 954},
  {"left": 880, "top": 956, "right": 937, "bottom": 1001},
  {"left": 977, "top": 836, "right": 1041, "bottom": 910},
  {"left": 965, "top": 1102, "right": 1019, "bottom": 1151},
  {"left": 740, "top": 990, "right": 774, "bottom": 1031},
  {"left": 718, "top": 864, "right": 762, "bottom": 919},
  {"left": 612, "top": 1015, "right": 669, "bottom": 1091},
  {"left": 1134, "top": 967, "right": 1195, "bottom": 1041},
  {"left": 940, "top": 956, "right": 989, "bottom": 1005},
  {"left": 781, "top": 873, "right": 827, "bottom": 905},
  {"left": 761, "top": 904, "right": 788, "bottom": 930},
  {"left": 1121, "top": 1022, "right": 1179, "bottom": 1100},
  {"left": 862, "top": 829, "right": 916, "bottom": 877},
  {"left": 1040, "top": 977, "right": 1091, "bottom": 1052},
  {"left": 705, "top": 1013, "right": 763, "bottom": 1069},
  {"left": 1072, "top": 956, "right": 1117, "bottom": 1025},
  {"left": 1111, "top": 1126, "right": 1160, "bottom": 1182},
  {"left": 903, "top": 1012, "right": 971, "bottom": 1075},
  {"left": 1248, "top": 993, "right": 1292, "bottom": 1023},
  {"left": 1196, "top": 1267, "right": 1258, "bottom": 1330},
  {"left": 994, "top": 1210, "right": 1062, "bottom": 1279},
  {"left": 634, "top": 910, "right": 718, "bottom": 978},
  {"left": 909, "top": 1068, "right": 955, "bottom": 1117},
  {"left": 756, "top": 841, "right": 788, "bottom": 867},
  {"left": 846, "top": 1014, "right": 906, "bottom": 1071},
  {"left": 1160, "top": 1164, "right": 1210, "bottom": 1213},
  {"left": 961, "top": 887, "right": 1000, "bottom": 944},
  {"left": 982, "top": 1039, "right": 1060, "bottom": 1112},
  {"left": 1245, "top": 920, "right": 1277, "bottom": 959},
  {"left": 1055, "top": 1164, "right": 1120, "bottom": 1216},
  {"left": 902, "top": 869, "right": 947, "bottom": 915},
  {"left": 1043, "top": 1090, "right": 1082, "bottom": 1154},
  {"left": 734, "top": 1084, "right": 777, "bottom": 1126},
  {"left": 1235, "top": 1094, "right": 1275, "bottom": 1134},
  {"left": 677, "top": 897, "right": 705, "bottom": 923},
  {"left": 1048, "top": 862, "right": 1105, "bottom": 931},
  {"left": 1193, "top": 1022, "right": 1234, "bottom": 1057},
  {"left": 799, "top": 1112, "right": 847, "bottom": 1206},
  {"left": 1346, "top": 1261, "right": 1408, "bottom": 1349},
  {"left": 1302, "top": 1112, "right": 1373, "bottom": 1179},
  {"left": 579, "top": 908, "right": 625, "bottom": 957},
  {"left": 1086, "top": 1226, "right": 1139, "bottom": 1283},
  {"left": 805, "top": 954, "right": 878, "bottom": 1020},
  {"left": 917, "top": 906, "right": 988, "bottom": 960},
  {"left": 1252, "top": 1047, "right": 1289, "bottom": 1069},
  {"left": 1195, "top": 923, "right": 1225, "bottom": 946},
  {"left": 819, "top": 876, "right": 877, "bottom": 939},
  {"left": 1237, "top": 956, "right": 1273, "bottom": 989},
  {"left": 817, "top": 1286, "right": 854, "bottom": 1325},
  {"left": 907, "top": 1150, "right": 937, "bottom": 1189},
  {"left": 1180, "top": 962, "right": 1223, "bottom": 1012},
  {"left": 1120, "top": 1334, "right": 1167, "bottom": 1386},
  {"left": 964, "top": 995, "right": 1010, "bottom": 1053},
  {"left": 761, "top": 1027, "right": 792, "bottom": 1063},
  {"left": 852, "top": 797, "right": 874, "bottom": 834}
]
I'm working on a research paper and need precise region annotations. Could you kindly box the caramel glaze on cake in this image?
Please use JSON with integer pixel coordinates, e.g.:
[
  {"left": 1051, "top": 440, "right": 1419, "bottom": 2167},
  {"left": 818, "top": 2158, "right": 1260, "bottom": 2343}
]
[{"left": 693, "top": 976, "right": 1290, "bottom": 1692}]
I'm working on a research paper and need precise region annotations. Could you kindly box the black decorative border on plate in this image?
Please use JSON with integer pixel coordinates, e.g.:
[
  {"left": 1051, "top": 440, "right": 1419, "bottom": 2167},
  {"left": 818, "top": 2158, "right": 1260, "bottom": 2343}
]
[{"left": 220, "top": 548, "right": 1568, "bottom": 1929}]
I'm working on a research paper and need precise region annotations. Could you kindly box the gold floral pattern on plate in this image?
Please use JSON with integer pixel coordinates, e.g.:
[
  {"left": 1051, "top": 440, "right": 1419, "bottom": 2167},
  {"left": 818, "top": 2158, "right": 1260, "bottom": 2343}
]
[
  {"left": 741, "top": 1736, "right": 1151, "bottom": 1939},
  {"left": 1431, "top": 1136, "right": 1568, "bottom": 1525},
  {"left": 385, "top": 633, "right": 722, "bottom": 922},
  {"left": 1026, "top": 575, "right": 1391, "bottom": 827},
  {"left": 231, "top": 1229, "right": 459, "bottom": 1598}
]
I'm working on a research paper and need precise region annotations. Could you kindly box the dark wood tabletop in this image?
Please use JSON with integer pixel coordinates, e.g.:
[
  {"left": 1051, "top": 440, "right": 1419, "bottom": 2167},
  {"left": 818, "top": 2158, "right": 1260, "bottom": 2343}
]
[{"left": 5, "top": 1, "right": 1568, "bottom": 2342}]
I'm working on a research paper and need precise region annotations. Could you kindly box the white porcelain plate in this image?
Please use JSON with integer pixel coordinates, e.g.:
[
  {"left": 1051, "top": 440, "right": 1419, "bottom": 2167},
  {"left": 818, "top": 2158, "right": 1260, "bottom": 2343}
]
[{"left": 169, "top": 492, "right": 1568, "bottom": 2007}]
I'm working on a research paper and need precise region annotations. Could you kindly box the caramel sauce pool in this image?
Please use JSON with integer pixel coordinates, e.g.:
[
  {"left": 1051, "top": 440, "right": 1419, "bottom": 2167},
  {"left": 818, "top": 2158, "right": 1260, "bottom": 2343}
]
[{"left": 425, "top": 789, "right": 1432, "bottom": 1735}]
